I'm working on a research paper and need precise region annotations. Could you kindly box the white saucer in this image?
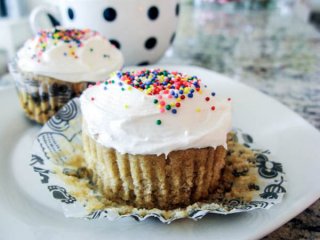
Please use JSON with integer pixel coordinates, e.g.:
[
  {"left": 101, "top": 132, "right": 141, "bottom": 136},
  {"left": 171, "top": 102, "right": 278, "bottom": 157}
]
[{"left": 0, "top": 65, "right": 319, "bottom": 240}]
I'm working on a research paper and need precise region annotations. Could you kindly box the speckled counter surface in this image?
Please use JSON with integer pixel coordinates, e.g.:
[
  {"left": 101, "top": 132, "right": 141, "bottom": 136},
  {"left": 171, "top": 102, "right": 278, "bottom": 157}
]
[{"left": 160, "top": 2, "right": 320, "bottom": 239}]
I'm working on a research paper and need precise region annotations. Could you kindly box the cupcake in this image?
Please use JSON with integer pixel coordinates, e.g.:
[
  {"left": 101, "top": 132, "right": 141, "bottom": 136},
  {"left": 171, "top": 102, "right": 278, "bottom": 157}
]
[
  {"left": 80, "top": 69, "right": 232, "bottom": 210},
  {"left": 9, "top": 28, "right": 123, "bottom": 124}
]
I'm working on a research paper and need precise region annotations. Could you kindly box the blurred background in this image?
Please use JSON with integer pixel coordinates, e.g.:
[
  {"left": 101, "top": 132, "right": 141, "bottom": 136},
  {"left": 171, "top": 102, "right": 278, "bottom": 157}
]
[
  {"left": 0, "top": 0, "right": 320, "bottom": 75},
  {"left": 1, "top": 0, "right": 319, "bottom": 127},
  {"left": 1, "top": 0, "right": 320, "bottom": 75}
]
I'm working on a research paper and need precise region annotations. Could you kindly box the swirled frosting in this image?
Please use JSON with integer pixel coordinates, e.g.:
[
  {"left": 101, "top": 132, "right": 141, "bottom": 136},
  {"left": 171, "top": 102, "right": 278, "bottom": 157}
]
[
  {"left": 80, "top": 69, "right": 232, "bottom": 156},
  {"left": 17, "top": 28, "right": 123, "bottom": 82}
]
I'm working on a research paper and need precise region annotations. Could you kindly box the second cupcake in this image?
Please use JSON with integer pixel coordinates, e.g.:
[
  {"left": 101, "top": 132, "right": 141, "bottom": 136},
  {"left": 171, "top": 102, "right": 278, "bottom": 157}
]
[{"left": 9, "top": 28, "right": 123, "bottom": 124}]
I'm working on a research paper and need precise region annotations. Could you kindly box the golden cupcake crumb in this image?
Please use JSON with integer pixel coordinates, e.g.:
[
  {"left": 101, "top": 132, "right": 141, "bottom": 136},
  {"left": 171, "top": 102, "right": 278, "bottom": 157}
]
[{"left": 56, "top": 132, "right": 260, "bottom": 213}]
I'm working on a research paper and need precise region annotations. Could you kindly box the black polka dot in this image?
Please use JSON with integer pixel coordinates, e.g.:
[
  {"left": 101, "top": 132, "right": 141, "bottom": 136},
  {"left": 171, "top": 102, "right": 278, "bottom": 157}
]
[
  {"left": 103, "top": 8, "right": 117, "bottom": 21},
  {"left": 109, "top": 39, "right": 121, "bottom": 49},
  {"left": 175, "top": 4, "right": 180, "bottom": 16},
  {"left": 138, "top": 61, "right": 150, "bottom": 66},
  {"left": 145, "top": 37, "right": 157, "bottom": 50},
  {"left": 170, "top": 33, "right": 176, "bottom": 44},
  {"left": 48, "top": 13, "right": 60, "bottom": 27},
  {"left": 67, "top": 8, "right": 75, "bottom": 20},
  {"left": 148, "top": 6, "right": 159, "bottom": 20}
]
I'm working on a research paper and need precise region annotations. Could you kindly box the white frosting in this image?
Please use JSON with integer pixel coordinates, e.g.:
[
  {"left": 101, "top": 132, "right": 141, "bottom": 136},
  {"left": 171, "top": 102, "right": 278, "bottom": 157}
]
[
  {"left": 17, "top": 28, "right": 123, "bottom": 82},
  {"left": 80, "top": 71, "right": 232, "bottom": 156}
]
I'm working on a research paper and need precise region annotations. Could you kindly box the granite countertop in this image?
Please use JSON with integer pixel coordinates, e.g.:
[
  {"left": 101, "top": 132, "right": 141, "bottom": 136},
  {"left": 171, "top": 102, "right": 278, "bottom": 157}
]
[{"left": 160, "top": 2, "right": 320, "bottom": 239}]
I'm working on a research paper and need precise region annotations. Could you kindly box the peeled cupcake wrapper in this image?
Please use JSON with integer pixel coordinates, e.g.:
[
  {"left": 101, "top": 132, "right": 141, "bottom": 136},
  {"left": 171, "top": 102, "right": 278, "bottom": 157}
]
[
  {"left": 8, "top": 61, "right": 88, "bottom": 124},
  {"left": 30, "top": 99, "right": 287, "bottom": 223}
]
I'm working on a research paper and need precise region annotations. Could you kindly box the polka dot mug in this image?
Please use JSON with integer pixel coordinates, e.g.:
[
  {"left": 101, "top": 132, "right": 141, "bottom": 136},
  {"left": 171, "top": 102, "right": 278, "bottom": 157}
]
[{"left": 30, "top": 0, "right": 180, "bottom": 66}]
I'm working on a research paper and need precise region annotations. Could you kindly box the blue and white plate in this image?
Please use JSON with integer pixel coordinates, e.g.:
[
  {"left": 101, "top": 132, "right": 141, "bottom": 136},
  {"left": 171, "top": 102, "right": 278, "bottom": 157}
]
[{"left": 30, "top": 97, "right": 287, "bottom": 223}]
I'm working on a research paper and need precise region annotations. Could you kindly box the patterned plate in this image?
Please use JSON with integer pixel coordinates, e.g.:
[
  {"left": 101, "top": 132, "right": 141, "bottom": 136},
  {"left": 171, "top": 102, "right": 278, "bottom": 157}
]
[{"left": 30, "top": 98, "right": 287, "bottom": 223}]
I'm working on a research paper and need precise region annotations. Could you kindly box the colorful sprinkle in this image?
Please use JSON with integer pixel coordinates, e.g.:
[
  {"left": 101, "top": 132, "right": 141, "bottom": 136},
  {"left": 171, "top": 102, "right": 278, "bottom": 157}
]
[
  {"left": 187, "top": 93, "right": 193, "bottom": 98},
  {"left": 29, "top": 28, "right": 101, "bottom": 61},
  {"left": 95, "top": 69, "right": 233, "bottom": 126}
]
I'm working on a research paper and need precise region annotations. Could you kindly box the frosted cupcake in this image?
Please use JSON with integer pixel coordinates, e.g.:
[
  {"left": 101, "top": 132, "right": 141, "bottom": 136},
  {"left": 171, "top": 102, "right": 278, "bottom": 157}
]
[
  {"left": 80, "top": 69, "right": 232, "bottom": 210},
  {"left": 9, "top": 28, "right": 123, "bottom": 124}
]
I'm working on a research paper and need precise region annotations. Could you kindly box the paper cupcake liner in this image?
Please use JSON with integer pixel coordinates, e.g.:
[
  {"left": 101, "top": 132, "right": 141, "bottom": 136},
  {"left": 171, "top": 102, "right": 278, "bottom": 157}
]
[
  {"left": 82, "top": 123, "right": 226, "bottom": 210},
  {"left": 30, "top": 99, "right": 287, "bottom": 223},
  {"left": 8, "top": 61, "right": 88, "bottom": 124}
]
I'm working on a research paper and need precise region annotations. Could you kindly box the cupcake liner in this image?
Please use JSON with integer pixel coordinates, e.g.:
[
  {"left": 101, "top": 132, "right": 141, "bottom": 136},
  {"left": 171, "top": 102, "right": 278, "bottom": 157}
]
[
  {"left": 8, "top": 61, "right": 88, "bottom": 124},
  {"left": 30, "top": 99, "right": 287, "bottom": 223},
  {"left": 82, "top": 123, "right": 227, "bottom": 210}
]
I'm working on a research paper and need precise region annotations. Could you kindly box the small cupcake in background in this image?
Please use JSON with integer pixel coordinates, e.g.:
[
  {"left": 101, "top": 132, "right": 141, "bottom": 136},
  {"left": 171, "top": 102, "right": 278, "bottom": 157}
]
[{"left": 9, "top": 28, "right": 123, "bottom": 124}]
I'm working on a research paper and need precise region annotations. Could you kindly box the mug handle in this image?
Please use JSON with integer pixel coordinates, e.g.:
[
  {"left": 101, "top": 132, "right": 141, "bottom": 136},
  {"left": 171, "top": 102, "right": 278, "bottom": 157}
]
[{"left": 29, "top": 6, "right": 61, "bottom": 34}]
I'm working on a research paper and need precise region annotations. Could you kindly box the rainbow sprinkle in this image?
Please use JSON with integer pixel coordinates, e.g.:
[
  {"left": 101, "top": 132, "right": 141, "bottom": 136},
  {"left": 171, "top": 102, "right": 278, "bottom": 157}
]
[
  {"left": 30, "top": 28, "right": 101, "bottom": 62},
  {"left": 94, "top": 69, "right": 231, "bottom": 125}
]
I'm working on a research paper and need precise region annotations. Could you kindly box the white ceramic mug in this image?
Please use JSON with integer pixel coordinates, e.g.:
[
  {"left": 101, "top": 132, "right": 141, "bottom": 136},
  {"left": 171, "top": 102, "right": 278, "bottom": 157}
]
[{"left": 30, "top": 0, "right": 180, "bottom": 66}]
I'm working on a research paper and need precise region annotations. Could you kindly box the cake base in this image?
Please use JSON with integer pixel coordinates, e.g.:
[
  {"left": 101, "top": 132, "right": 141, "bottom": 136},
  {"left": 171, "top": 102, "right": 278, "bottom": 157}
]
[{"left": 82, "top": 125, "right": 227, "bottom": 210}]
